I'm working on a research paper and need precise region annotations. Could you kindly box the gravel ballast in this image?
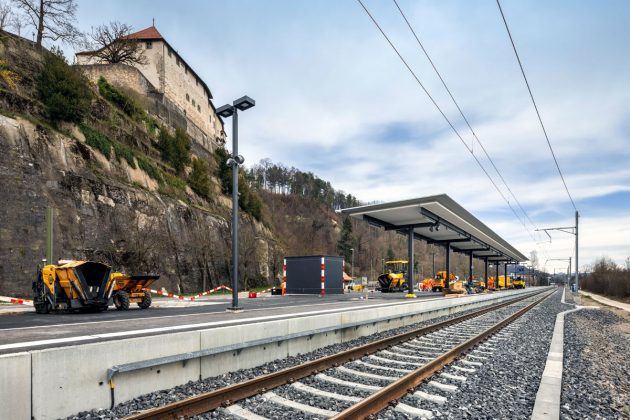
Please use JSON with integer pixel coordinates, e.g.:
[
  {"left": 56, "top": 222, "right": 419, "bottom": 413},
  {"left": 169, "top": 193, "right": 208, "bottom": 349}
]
[
  {"left": 66, "top": 295, "right": 532, "bottom": 419},
  {"left": 561, "top": 307, "right": 630, "bottom": 419},
  {"left": 379, "top": 288, "right": 564, "bottom": 419}
]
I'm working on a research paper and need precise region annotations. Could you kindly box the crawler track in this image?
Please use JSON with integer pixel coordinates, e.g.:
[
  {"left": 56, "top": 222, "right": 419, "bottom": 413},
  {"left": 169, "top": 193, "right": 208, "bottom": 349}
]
[{"left": 126, "top": 289, "right": 552, "bottom": 419}]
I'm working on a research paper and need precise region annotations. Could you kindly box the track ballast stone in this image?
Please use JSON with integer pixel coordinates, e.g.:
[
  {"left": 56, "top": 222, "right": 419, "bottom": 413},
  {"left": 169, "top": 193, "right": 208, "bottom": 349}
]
[
  {"left": 379, "top": 289, "right": 563, "bottom": 419},
  {"left": 65, "top": 297, "right": 517, "bottom": 419},
  {"left": 561, "top": 308, "right": 629, "bottom": 419}
]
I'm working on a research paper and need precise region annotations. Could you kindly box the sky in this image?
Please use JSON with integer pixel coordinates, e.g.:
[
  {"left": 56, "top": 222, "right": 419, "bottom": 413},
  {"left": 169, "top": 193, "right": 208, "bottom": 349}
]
[{"left": 54, "top": 0, "right": 629, "bottom": 272}]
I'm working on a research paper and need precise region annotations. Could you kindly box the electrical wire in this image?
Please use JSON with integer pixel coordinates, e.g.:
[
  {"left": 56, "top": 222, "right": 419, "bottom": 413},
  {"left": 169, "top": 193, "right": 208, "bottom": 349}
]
[
  {"left": 496, "top": 0, "right": 577, "bottom": 212},
  {"left": 356, "top": 0, "right": 539, "bottom": 246},
  {"left": 391, "top": 0, "right": 542, "bottom": 240}
]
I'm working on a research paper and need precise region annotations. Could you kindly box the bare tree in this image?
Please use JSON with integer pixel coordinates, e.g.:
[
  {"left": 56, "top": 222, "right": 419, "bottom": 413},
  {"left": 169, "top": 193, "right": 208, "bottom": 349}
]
[
  {"left": 11, "top": 0, "right": 82, "bottom": 49},
  {"left": 86, "top": 21, "right": 147, "bottom": 65},
  {"left": 10, "top": 13, "right": 24, "bottom": 36},
  {"left": 0, "top": 1, "right": 11, "bottom": 30}
]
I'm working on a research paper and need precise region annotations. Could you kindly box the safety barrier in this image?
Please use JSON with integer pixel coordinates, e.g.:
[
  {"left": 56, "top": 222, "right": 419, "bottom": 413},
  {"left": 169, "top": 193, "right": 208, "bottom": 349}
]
[
  {"left": 0, "top": 296, "right": 33, "bottom": 306},
  {"left": 142, "top": 285, "right": 233, "bottom": 301}
]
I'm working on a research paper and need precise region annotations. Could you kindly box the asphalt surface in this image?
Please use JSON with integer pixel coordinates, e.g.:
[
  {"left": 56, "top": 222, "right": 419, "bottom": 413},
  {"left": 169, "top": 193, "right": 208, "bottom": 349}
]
[{"left": 0, "top": 292, "right": 443, "bottom": 354}]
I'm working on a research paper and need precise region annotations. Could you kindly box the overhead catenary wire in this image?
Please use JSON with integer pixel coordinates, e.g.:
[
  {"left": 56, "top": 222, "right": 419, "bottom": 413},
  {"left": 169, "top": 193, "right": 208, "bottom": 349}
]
[
  {"left": 495, "top": 0, "right": 577, "bottom": 212},
  {"left": 355, "top": 0, "right": 540, "bottom": 247},
  {"left": 391, "top": 0, "right": 543, "bottom": 243}
]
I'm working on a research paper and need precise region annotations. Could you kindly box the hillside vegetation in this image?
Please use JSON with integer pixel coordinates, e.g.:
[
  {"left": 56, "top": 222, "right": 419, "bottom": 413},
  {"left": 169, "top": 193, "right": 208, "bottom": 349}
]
[{"left": 0, "top": 31, "right": 487, "bottom": 296}]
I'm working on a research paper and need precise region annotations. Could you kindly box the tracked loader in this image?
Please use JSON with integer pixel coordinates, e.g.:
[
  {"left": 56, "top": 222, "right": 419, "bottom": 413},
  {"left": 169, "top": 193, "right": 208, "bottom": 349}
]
[{"left": 33, "top": 260, "right": 159, "bottom": 313}]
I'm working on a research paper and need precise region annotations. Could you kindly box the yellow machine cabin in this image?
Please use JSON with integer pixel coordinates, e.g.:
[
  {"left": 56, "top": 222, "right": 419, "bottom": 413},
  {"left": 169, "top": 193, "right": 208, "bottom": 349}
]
[
  {"left": 512, "top": 276, "right": 526, "bottom": 289},
  {"left": 497, "top": 275, "right": 512, "bottom": 289},
  {"left": 378, "top": 260, "right": 408, "bottom": 292},
  {"left": 431, "top": 271, "right": 457, "bottom": 292}
]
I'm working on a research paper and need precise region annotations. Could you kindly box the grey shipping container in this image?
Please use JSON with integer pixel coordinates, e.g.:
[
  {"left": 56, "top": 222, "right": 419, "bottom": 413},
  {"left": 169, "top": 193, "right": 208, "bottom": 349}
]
[{"left": 285, "top": 256, "right": 344, "bottom": 295}]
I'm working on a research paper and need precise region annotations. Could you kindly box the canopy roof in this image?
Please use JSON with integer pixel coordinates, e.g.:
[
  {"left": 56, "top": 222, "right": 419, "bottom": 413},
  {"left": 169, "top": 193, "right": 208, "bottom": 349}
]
[{"left": 340, "top": 194, "right": 527, "bottom": 263}]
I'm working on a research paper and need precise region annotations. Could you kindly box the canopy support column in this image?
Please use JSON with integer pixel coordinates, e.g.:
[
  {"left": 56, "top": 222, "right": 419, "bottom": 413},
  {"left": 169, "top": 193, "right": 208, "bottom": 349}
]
[
  {"left": 407, "top": 227, "right": 416, "bottom": 297},
  {"left": 445, "top": 242, "right": 451, "bottom": 291},
  {"left": 484, "top": 258, "right": 488, "bottom": 289}
]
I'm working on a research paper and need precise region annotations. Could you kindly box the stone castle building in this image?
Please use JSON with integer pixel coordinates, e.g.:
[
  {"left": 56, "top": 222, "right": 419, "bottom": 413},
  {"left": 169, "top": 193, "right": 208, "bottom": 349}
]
[{"left": 76, "top": 25, "right": 225, "bottom": 156}]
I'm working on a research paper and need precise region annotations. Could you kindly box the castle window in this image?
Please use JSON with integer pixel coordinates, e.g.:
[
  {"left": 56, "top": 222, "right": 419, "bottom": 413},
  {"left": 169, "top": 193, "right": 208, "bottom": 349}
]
[
  {"left": 195, "top": 79, "right": 199, "bottom": 86},
  {"left": 176, "top": 58, "right": 181, "bottom": 67},
  {"left": 145, "top": 41, "right": 153, "bottom": 49},
  {"left": 186, "top": 93, "right": 190, "bottom": 102},
  {"left": 192, "top": 99, "right": 196, "bottom": 106},
  {"left": 185, "top": 66, "right": 188, "bottom": 75},
  {"left": 197, "top": 104, "right": 201, "bottom": 112},
  {"left": 167, "top": 48, "right": 172, "bottom": 57}
]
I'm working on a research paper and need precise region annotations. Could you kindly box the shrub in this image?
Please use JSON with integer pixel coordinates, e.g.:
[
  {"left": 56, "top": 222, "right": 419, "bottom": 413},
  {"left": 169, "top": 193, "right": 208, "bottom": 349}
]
[
  {"left": 37, "top": 54, "right": 93, "bottom": 124},
  {"left": 80, "top": 124, "right": 112, "bottom": 159},
  {"left": 188, "top": 158, "right": 211, "bottom": 199},
  {"left": 97, "top": 76, "right": 143, "bottom": 118},
  {"left": 581, "top": 257, "right": 630, "bottom": 298},
  {"left": 214, "top": 147, "right": 262, "bottom": 220},
  {"left": 137, "top": 157, "right": 162, "bottom": 183},
  {"left": 112, "top": 142, "right": 136, "bottom": 168},
  {"left": 158, "top": 127, "right": 191, "bottom": 174},
  {"left": 0, "top": 59, "right": 20, "bottom": 90},
  {"left": 164, "top": 172, "right": 187, "bottom": 190}
]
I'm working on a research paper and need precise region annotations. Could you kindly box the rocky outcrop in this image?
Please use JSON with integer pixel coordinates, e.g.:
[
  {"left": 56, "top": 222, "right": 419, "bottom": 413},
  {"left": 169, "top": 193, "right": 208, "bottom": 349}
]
[{"left": 0, "top": 115, "right": 272, "bottom": 296}]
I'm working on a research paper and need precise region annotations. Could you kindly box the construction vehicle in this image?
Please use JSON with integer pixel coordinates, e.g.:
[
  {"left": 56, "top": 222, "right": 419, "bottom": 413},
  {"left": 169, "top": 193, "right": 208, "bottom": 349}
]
[
  {"left": 431, "top": 271, "right": 457, "bottom": 292},
  {"left": 110, "top": 273, "right": 159, "bottom": 310},
  {"left": 377, "top": 260, "right": 407, "bottom": 292},
  {"left": 33, "top": 260, "right": 159, "bottom": 313},
  {"left": 512, "top": 276, "right": 526, "bottom": 289},
  {"left": 497, "top": 275, "right": 512, "bottom": 289}
]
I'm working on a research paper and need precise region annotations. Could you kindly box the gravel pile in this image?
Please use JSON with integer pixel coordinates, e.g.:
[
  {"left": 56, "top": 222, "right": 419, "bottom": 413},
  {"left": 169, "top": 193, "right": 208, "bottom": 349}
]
[
  {"left": 379, "top": 289, "right": 563, "bottom": 419},
  {"left": 66, "top": 297, "right": 525, "bottom": 419},
  {"left": 561, "top": 308, "right": 629, "bottom": 419}
]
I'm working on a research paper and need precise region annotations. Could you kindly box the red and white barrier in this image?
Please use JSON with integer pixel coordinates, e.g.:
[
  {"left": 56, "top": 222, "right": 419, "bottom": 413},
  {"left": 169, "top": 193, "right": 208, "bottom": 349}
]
[
  {"left": 0, "top": 295, "right": 34, "bottom": 306},
  {"left": 142, "top": 285, "right": 232, "bottom": 301}
]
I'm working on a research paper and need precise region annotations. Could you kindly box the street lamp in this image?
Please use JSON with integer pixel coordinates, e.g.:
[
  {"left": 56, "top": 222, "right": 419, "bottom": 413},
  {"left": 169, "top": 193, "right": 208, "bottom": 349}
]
[
  {"left": 216, "top": 95, "right": 256, "bottom": 311},
  {"left": 350, "top": 248, "right": 355, "bottom": 279}
]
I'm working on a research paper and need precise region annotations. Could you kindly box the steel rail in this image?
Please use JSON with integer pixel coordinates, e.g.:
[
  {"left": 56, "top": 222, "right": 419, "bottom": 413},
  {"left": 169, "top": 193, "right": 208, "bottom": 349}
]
[
  {"left": 125, "top": 289, "right": 548, "bottom": 419},
  {"left": 331, "top": 289, "right": 554, "bottom": 419}
]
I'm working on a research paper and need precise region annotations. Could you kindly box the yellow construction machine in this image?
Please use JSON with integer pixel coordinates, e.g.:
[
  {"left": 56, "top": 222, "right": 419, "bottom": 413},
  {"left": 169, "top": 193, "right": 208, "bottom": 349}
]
[
  {"left": 512, "top": 276, "right": 526, "bottom": 289},
  {"left": 497, "top": 275, "right": 512, "bottom": 289},
  {"left": 377, "top": 260, "right": 408, "bottom": 292},
  {"left": 33, "top": 260, "right": 158, "bottom": 313},
  {"left": 431, "top": 271, "right": 457, "bottom": 292}
]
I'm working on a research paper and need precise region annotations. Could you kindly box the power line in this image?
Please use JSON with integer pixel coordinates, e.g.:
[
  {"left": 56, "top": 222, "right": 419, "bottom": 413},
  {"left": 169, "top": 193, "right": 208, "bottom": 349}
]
[
  {"left": 391, "top": 0, "right": 542, "bottom": 239},
  {"left": 355, "top": 0, "right": 539, "bottom": 245},
  {"left": 496, "top": 0, "right": 577, "bottom": 212}
]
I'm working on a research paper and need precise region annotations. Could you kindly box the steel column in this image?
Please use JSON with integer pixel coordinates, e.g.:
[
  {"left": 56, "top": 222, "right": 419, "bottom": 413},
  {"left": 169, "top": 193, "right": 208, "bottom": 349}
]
[
  {"left": 504, "top": 262, "right": 508, "bottom": 289},
  {"left": 495, "top": 263, "right": 499, "bottom": 290},
  {"left": 575, "top": 211, "right": 579, "bottom": 290},
  {"left": 230, "top": 109, "right": 240, "bottom": 310},
  {"left": 445, "top": 242, "right": 451, "bottom": 290},
  {"left": 468, "top": 252, "right": 473, "bottom": 282},
  {"left": 484, "top": 257, "right": 488, "bottom": 289},
  {"left": 407, "top": 227, "right": 415, "bottom": 295}
]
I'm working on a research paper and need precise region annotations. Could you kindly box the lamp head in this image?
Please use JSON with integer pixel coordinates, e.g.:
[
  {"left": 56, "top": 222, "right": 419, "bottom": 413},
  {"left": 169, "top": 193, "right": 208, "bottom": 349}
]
[
  {"left": 216, "top": 104, "right": 235, "bottom": 118},
  {"left": 233, "top": 95, "right": 255, "bottom": 111}
]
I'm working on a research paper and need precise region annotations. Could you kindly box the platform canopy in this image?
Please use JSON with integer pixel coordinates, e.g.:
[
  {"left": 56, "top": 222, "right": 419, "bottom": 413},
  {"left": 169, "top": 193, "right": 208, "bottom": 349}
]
[{"left": 340, "top": 194, "right": 527, "bottom": 263}]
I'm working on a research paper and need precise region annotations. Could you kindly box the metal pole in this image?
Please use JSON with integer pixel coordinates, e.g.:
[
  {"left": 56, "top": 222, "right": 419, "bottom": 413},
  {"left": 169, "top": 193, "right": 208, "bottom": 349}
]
[
  {"left": 568, "top": 256, "right": 572, "bottom": 286},
  {"left": 351, "top": 248, "right": 355, "bottom": 279},
  {"left": 484, "top": 257, "right": 488, "bottom": 289},
  {"left": 445, "top": 242, "right": 450, "bottom": 290},
  {"left": 46, "top": 207, "right": 53, "bottom": 263},
  {"left": 495, "top": 263, "right": 499, "bottom": 290},
  {"left": 431, "top": 247, "right": 435, "bottom": 279},
  {"left": 468, "top": 252, "right": 473, "bottom": 282},
  {"left": 575, "top": 211, "right": 579, "bottom": 290},
  {"left": 407, "top": 228, "right": 414, "bottom": 295},
  {"left": 230, "top": 109, "right": 240, "bottom": 310},
  {"left": 504, "top": 262, "right": 508, "bottom": 289}
]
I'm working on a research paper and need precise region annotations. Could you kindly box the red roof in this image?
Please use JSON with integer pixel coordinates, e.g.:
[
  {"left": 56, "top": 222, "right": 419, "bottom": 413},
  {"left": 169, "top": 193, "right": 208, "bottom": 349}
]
[{"left": 127, "top": 26, "right": 163, "bottom": 40}]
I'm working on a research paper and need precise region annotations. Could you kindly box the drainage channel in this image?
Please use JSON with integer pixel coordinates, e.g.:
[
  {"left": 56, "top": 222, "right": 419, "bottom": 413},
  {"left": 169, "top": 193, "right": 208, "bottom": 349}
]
[{"left": 125, "top": 289, "right": 552, "bottom": 419}]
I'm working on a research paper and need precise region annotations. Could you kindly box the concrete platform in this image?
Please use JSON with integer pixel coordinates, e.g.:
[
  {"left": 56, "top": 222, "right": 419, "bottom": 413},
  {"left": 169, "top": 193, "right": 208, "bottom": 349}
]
[
  {"left": 0, "top": 288, "right": 544, "bottom": 420},
  {"left": 0, "top": 292, "right": 443, "bottom": 353}
]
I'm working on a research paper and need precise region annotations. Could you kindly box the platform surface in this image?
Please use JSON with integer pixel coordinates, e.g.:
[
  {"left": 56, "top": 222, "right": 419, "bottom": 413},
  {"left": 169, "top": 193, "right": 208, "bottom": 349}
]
[{"left": 0, "top": 292, "right": 445, "bottom": 354}]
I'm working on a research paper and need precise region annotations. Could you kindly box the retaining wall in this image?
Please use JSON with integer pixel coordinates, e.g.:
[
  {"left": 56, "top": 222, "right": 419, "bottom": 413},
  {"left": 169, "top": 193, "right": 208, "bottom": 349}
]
[{"left": 3, "top": 288, "right": 543, "bottom": 419}]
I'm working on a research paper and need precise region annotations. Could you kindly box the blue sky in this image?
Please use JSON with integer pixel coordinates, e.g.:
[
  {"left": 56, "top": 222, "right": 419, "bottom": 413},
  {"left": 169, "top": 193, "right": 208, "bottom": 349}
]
[{"left": 55, "top": 0, "right": 630, "bottom": 271}]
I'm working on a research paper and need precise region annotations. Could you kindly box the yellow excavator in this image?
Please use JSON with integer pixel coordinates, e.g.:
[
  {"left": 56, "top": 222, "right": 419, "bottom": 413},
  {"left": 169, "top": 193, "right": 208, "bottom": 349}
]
[
  {"left": 33, "top": 260, "right": 159, "bottom": 313},
  {"left": 377, "top": 260, "right": 408, "bottom": 292}
]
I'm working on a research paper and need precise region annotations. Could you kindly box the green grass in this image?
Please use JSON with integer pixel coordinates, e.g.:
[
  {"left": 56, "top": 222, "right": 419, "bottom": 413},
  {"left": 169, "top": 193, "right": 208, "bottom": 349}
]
[
  {"left": 80, "top": 124, "right": 111, "bottom": 159},
  {"left": 112, "top": 141, "right": 136, "bottom": 168},
  {"left": 137, "top": 156, "right": 162, "bottom": 183}
]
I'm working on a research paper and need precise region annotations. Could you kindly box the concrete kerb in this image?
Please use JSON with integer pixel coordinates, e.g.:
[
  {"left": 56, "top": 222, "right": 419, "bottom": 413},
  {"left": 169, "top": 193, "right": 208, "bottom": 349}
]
[
  {"left": 21, "top": 288, "right": 541, "bottom": 419},
  {"left": 531, "top": 301, "right": 600, "bottom": 420},
  {"left": 0, "top": 352, "right": 31, "bottom": 420}
]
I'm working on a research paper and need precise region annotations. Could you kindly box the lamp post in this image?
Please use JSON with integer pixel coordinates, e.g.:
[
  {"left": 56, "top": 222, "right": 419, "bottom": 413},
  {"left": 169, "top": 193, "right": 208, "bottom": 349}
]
[
  {"left": 350, "top": 248, "right": 355, "bottom": 279},
  {"left": 216, "top": 96, "right": 256, "bottom": 311}
]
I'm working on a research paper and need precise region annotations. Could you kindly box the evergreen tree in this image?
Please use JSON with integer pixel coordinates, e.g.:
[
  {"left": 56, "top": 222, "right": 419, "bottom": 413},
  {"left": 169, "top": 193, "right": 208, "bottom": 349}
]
[
  {"left": 337, "top": 217, "right": 355, "bottom": 263},
  {"left": 386, "top": 246, "right": 396, "bottom": 262},
  {"left": 188, "top": 158, "right": 210, "bottom": 199}
]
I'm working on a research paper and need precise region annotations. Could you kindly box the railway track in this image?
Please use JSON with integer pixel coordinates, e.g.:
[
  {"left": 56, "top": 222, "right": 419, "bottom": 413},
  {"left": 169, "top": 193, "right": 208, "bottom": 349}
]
[{"left": 126, "top": 289, "right": 554, "bottom": 419}]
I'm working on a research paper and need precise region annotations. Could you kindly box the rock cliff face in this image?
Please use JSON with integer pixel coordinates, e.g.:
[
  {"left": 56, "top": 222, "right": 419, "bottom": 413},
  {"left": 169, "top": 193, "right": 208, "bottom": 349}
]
[{"left": 0, "top": 114, "right": 272, "bottom": 296}]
